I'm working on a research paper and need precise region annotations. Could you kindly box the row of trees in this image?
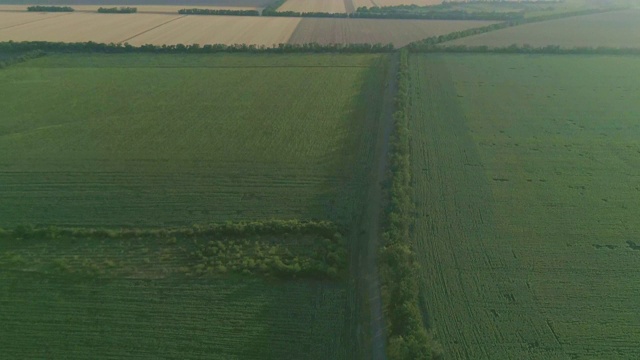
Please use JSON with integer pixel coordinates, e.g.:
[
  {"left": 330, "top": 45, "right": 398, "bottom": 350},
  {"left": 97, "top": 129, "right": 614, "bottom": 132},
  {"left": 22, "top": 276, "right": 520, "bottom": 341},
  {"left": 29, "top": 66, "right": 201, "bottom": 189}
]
[
  {"left": 352, "top": 6, "right": 523, "bottom": 20},
  {"left": 97, "top": 7, "right": 137, "bottom": 14},
  {"left": 178, "top": 8, "right": 260, "bottom": 16},
  {"left": 408, "top": 7, "right": 623, "bottom": 51},
  {"left": 265, "top": 10, "right": 348, "bottom": 17},
  {"left": 0, "top": 41, "right": 395, "bottom": 54},
  {"left": 380, "top": 49, "right": 441, "bottom": 360},
  {"left": 27, "top": 5, "right": 73, "bottom": 12}
]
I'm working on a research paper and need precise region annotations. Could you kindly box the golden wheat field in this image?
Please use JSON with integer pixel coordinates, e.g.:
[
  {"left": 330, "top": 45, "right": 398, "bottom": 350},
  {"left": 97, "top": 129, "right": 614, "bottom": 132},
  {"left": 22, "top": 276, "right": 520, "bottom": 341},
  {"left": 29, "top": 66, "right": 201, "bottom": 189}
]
[
  {"left": 127, "top": 15, "right": 301, "bottom": 46},
  {"left": 288, "top": 18, "right": 497, "bottom": 47},
  {"left": 0, "top": 12, "right": 181, "bottom": 43},
  {"left": 278, "top": 0, "right": 348, "bottom": 13}
]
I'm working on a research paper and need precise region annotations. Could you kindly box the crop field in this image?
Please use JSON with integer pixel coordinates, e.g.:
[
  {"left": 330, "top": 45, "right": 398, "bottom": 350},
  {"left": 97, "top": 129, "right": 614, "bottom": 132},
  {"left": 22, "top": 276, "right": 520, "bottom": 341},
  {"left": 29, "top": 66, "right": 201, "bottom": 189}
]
[
  {"left": 352, "top": 0, "right": 441, "bottom": 9},
  {"left": 0, "top": 271, "right": 348, "bottom": 359},
  {"left": 126, "top": 15, "right": 301, "bottom": 46},
  {"left": 278, "top": 0, "right": 347, "bottom": 14},
  {"left": 409, "top": 53, "right": 640, "bottom": 359},
  {"left": 0, "top": 53, "right": 386, "bottom": 227},
  {"left": 0, "top": 12, "right": 182, "bottom": 43},
  {"left": 287, "top": 18, "right": 497, "bottom": 47},
  {"left": 445, "top": 10, "right": 640, "bottom": 48}
]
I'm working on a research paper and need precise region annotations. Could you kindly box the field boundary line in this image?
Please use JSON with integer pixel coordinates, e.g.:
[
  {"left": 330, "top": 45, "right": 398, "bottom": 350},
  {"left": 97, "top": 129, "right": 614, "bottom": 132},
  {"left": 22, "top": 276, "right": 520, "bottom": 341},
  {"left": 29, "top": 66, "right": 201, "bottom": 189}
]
[
  {"left": 119, "top": 15, "right": 186, "bottom": 44},
  {"left": 0, "top": 12, "right": 71, "bottom": 31}
]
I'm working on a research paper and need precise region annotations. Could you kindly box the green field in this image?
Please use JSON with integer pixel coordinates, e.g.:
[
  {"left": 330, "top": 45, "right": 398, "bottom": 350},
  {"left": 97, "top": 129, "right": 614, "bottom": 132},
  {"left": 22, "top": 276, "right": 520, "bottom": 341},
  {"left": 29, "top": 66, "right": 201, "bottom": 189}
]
[
  {"left": 409, "top": 54, "right": 640, "bottom": 359},
  {"left": 0, "top": 52, "right": 389, "bottom": 359},
  {"left": 0, "top": 53, "right": 385, "bottom": 227}
]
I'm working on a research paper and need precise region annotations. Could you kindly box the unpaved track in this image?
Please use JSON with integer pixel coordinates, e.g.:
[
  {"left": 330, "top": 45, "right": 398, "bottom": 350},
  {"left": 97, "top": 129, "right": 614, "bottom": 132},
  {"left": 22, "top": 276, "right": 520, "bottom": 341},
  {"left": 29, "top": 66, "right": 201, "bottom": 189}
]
[{"left": 358, "top": 52, "right": 399, "bottom": 360}]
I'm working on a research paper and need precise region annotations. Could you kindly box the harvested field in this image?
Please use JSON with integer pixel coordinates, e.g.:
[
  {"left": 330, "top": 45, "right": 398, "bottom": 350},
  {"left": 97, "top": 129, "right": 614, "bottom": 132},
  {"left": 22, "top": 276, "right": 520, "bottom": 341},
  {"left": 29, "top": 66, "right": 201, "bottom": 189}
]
[
  {"left": 288, "top": 18, "right": 497, "bottom": 47},
  {"left": 127, "top": 15, "right": 301, "bottom": 46},
  {"left": 353, "top": 0, "right": 441, "bottom": 9},
  {"left": 278, "top": 0, "right": 347, "bottom": 13},
  {"left": 0, "top": 53, "right": 385, "bottom": 227},
  {"left": 445, "top": 10, "right": 640, "bottom": 48},
  {"left": 409, "top": 53, "right": 640, "bottom": 359},
  {"left": 0, "top": 12, "right": 181, "bottom": 43},
  {"left": 0, "top": 11, "right": 65, "bottom": 29}
]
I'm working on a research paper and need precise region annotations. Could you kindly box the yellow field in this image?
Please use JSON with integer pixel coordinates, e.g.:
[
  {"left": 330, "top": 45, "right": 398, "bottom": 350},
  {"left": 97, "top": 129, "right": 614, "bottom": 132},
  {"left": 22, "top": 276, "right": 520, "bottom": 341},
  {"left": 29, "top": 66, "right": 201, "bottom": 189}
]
[
  {"left": 0, "top": 5, "right": 260, "bottom": 14},
  {"left": 127, "top": 15, "right": 300, "bottom": 46},
  {"left": 0, "top": 13, "right": 181, "bottom": 43},
  {"left": 352, "top": 0, "right": 441, "bottom": 8},
  {"left": 278, "top": 0, "right": 347, "bottom": 13},
  {"left": 0, "top": 10, "right": 65, "bottom": 29},
  {"left": 288, "top": 18, "right": 497, "bottom": 47}
]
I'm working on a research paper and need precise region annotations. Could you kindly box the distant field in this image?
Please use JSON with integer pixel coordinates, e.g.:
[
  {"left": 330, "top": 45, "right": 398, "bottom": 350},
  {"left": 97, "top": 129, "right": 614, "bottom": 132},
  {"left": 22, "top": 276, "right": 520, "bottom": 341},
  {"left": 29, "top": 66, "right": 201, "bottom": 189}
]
[
  {"left": 278, "top": 0, "right": 346, "bottom": 13},
  {"left": 0, "top": 5, "right": 261, "bottom": 13},
  {"left": 353, "top": 0, "right": 441, "bottom": 8},
  {"left": 0, "top": 53, "right": 386, "bottom": 227},
  {"left": 445, "top": 10, "right": 640, "bottom": 48},
  {"left": 288, "top": 18, "right": 497, "bottom": 47},
  {"left": 409, "top": 53, "right": 640, "bottom": 359},
  {"left": 127, "top": 15, "right": 300, "bottom": 46}
]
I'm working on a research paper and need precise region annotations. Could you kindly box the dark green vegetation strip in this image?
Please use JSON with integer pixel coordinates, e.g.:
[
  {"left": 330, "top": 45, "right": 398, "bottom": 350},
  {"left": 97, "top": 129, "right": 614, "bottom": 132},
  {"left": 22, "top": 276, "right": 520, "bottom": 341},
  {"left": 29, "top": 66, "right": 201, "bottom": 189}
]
[
  {"left": 178, "top": 8, "right": 260, "bottom": 16},
  {"left": 379, "top": 49, "right": 440, "bottom": 359},
  {"left": 1, "top": 220, "right": 346, "bottom": 280},
  {"left": 0, "top": 49, "right": 45, "bottom": 68},
  {"left": 0, "top": 41, "right": 394, "bottom": 54},
  {"left": 26, "top": 5, "right": 73, "bottom": 12},
  {"left": 97, "top": 6, "right": 137, "bottom": 13},
  {"left": 408, "top": 7, "right": 624, "bottom": 51}
]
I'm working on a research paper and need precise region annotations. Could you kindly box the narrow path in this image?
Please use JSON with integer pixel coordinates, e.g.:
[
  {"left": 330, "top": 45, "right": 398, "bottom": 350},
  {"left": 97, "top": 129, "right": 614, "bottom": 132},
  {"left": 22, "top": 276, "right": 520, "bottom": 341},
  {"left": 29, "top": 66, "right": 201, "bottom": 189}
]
[
  {"left": 363, "top": 52, "right": 399, "bottom": 360},
  {"left": 119, "top": 15, "right": 185, "bottom": 44}
]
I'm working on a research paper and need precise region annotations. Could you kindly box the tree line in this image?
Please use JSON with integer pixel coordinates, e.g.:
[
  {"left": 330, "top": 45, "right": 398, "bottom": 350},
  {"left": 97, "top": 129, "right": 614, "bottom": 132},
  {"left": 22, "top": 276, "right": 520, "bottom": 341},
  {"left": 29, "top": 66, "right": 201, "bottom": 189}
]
[
  {"left": 0, "top": 41, "right": 395, "bottom": 54},
  {"left": 97, "top": 7, "right": 137, "bottom": 14},
  {"left": 352, "top": 6, "right": 523, "bottom": 20},
  {"left": 178, "top": 8, "right": 260, "bottom": 16},
  {"left": 380, "top": 49, "right": 442, "bottom": 360},
  {"left": 408, "top": 7, "right": 625, "bottom": 51},
  {"left": 27, "top": 5, "right": 74, "bottom": 12}
]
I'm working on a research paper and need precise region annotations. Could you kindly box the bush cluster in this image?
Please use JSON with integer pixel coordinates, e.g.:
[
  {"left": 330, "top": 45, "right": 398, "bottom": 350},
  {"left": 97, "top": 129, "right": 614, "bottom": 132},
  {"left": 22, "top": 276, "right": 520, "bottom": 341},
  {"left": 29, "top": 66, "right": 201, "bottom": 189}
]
[
  {"left": 178, "top": 8, "right": 260, "bottom": 16},
  {"left": 0, "top": 41, "right": 394, "bottom": 54},
  {"left": 190, "top": 234, "right": 347, "bottom": 279},
  {"left": 380, "top": 49, "right": 441, "bottom": 359},
  {"left": 97, "top": 7, "right": 137, "bottom": 14},
  {"left": 27, "top": 6, "right": 74, "bottom": 12}
]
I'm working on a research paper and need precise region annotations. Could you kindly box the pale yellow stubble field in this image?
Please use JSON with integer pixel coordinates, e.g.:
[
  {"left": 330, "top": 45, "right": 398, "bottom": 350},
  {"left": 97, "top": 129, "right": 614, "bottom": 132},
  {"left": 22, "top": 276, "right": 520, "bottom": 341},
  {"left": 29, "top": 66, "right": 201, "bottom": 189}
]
[
  {"left": 278, "top": 0, "right": 347, "bottom": 13},
  {"left": 127, "top": 15, "right": 301, "bottom": 46},
  {"left": 0, "top": 12, "right": 182, "bottom": 43}
]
